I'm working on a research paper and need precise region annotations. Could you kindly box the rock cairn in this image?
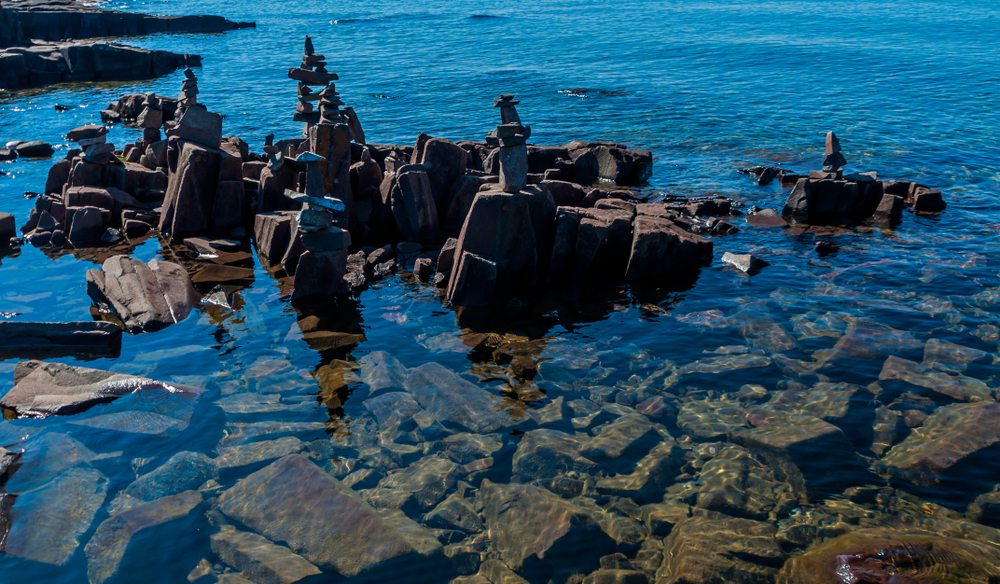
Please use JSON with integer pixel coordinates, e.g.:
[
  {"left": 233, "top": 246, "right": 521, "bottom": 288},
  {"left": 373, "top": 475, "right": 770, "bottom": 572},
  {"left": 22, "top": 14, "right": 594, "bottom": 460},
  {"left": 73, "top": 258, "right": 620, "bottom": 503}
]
[
  {"left": 285, "top": 179, "right": 351, "bottom": 300},
  {"left": 178, "top": 68, "right": 199, "bottom": 112},
  {"left": 289, "top": 36, "right": 341, "bottom": 136},
  {"left": 823, "top": 131, "right": 846, "bottom": 172},
  {"left": 487, "top": 95, "right": 531, "bottom": 193}
]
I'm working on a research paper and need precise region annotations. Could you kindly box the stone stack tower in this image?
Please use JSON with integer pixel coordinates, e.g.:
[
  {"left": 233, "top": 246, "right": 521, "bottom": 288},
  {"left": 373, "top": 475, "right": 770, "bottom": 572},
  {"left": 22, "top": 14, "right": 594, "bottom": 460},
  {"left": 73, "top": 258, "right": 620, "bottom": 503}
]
[{"left": 487, "top": 94, "right": 531, "bottom": 193}]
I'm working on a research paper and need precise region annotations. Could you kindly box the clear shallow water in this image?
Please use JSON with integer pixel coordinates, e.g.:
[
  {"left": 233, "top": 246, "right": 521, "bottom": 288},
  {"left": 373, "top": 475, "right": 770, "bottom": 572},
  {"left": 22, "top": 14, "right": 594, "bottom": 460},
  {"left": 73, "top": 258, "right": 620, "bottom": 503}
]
[{"left": 1, "top": 0, "right": 1000, "bottom": 583}]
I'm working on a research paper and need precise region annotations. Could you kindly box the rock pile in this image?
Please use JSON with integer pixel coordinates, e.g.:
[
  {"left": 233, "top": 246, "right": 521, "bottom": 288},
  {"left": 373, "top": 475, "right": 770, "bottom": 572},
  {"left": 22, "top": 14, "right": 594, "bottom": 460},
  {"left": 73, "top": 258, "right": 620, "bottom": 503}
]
[
  {"left": 21, "top": 124, "right": 160, "bottom": 248},
  {"left": 781, "top": 132, "right": 946, "bottom": 225},
  {"left": 488, "top": 94, "right": 530, "bottom": 193}
]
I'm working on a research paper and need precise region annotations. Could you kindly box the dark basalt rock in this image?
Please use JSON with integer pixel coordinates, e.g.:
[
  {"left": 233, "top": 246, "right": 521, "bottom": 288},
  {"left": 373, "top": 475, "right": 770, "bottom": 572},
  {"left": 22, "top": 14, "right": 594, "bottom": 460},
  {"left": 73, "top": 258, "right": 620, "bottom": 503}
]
[{"left": 0, "top": 320, "right": 121, "bottom": 358}]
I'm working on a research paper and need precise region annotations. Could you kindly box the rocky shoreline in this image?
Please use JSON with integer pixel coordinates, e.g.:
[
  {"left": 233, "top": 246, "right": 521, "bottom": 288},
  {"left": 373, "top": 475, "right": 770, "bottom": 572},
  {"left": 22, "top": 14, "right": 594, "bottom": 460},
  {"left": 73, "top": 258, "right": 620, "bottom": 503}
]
[
  {"left": 0, "top": 0, "right": 252, "bottom": 90},
  {"left": 2, "top": 16, "right": 991, "bottom": 584}
]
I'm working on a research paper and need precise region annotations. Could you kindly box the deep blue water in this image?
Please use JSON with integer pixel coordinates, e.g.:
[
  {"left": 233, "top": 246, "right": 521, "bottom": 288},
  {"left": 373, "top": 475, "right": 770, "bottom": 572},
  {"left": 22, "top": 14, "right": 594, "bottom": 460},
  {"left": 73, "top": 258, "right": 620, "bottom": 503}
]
[{"left": 1, "top": 0, "right": 1000, "bottom": 582}]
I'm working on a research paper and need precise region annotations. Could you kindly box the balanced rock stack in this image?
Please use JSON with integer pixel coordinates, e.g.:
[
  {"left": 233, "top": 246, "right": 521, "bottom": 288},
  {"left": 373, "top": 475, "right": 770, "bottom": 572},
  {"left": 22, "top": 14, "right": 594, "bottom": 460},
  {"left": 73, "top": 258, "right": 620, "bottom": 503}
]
[
  {"left": 177, "top": 68, "right": 199, "bottom": 112},
  {"left": 284, "top": 184, "right": 351, "bottom": 300},
  {"left": 823, "top": 131, "right": 846, "bottom": 172},
  {"left": 289, "top": 36, "right": 339, "bottom": 134},
  {"left": 487, "top": 94, "right": 531, "bottom": 193},
  {"left": 123, "top": 92, "right": 164, "bottom": 164}
]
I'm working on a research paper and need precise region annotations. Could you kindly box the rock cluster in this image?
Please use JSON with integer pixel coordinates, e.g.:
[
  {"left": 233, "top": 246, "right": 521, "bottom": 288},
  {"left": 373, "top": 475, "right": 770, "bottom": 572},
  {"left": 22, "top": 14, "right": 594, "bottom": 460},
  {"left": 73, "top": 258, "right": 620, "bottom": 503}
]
[{"left": 780, "top": 132, "right": 946, "bottom": 225}]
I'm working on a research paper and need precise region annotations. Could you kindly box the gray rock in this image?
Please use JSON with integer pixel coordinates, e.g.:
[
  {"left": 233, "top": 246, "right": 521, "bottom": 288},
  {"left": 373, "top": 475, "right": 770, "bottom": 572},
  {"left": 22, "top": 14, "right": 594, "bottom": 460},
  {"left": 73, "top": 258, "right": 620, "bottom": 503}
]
[
  {"left": 166, "top": 105, "right": 222, "bottom": 149},
  {"left": 1, "top": 360, "right": 174, "bottom": 417},
  {"left": 210, "top": 525, "right": 321, "bottom": 584},
  {"left": 721, "top": 252, "right": 769, "bottom": 275},
  {"left": 68, "top": 205, "right": 105, "bottom": 245},
  {"left": 86, "top": 256, "right": 199, "bottom": 333}
]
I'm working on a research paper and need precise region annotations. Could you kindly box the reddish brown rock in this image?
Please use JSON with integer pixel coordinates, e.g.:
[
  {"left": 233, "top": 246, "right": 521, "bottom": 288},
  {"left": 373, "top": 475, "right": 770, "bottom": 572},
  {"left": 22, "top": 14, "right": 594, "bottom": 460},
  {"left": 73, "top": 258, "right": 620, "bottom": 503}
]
[{"left": 625, "top": 216, "right": 712, "bottom": 281}]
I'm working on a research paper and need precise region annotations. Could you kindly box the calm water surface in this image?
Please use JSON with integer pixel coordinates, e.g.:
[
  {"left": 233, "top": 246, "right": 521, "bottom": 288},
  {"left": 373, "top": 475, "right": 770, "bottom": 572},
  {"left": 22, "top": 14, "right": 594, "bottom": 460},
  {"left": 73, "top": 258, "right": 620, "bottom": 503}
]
[{"left": 1, "top": 0, "right": 1000, "bottom": 582}]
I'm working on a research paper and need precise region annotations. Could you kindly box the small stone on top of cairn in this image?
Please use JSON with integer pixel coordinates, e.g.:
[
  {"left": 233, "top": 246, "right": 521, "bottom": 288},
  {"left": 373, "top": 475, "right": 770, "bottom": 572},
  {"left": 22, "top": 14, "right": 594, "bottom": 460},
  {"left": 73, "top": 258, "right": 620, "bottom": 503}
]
[
  {"left": 823, "top": 131, "right": 846, "bottom": 172},
  {"left": 487, "top": 94, "right": 531, "bottom": 193}
]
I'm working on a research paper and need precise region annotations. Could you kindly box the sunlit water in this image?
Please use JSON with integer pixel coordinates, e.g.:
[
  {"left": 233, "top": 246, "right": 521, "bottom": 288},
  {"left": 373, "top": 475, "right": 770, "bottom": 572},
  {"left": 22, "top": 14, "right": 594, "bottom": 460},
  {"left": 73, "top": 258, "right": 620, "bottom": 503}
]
[{"left": 1, "top": 0, "right": 1000, "bottom": 582}]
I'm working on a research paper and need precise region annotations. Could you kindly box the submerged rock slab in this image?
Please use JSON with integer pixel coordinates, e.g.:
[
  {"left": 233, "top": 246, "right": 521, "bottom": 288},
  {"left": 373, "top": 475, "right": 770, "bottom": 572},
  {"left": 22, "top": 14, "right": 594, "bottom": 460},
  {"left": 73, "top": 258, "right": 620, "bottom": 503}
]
[
  {"left": 1, "top": 359, "right": 176, "bottom": 417},
  {"left": 658, "top": 517, "right": 785, "bottom": 584},
  {"left": 880, "top": 401, "right": 1000, "bottom": 485},
  {"left": 85, "top": 490, "right": 202, "bottom": 584},
  {"left": 478, "top": 480, "right": 615, "bottom": 582},
  {"left": 217, "top": 454, "right": 419, "bottom": 578},
  {"left": 404, "top": 362, "right": 508, "bottom": 433},
  {"left": 5, "top": 465, "right": 108, "bottom": 566},
  {"left": 86, "top": 255, "right": 198, "bottom": 333},
  {"left": 210, "top": 525, "right": 322, "bottom": 584},
  {"left": 0, "top": 321, "right": 121, "bottom": 358}
]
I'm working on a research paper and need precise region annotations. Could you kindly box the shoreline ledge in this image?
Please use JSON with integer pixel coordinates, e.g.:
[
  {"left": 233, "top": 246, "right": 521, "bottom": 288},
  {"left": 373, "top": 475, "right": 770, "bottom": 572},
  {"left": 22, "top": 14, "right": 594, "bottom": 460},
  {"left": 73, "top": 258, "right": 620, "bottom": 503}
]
[{"left": 0, "top": 0, "right": 254, "bottom": 90}]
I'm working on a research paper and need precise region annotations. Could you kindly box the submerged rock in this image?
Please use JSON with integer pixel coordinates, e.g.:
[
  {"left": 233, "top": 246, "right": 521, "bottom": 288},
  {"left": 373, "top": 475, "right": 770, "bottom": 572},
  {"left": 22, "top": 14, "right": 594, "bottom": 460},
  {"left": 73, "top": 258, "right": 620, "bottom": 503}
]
[
  {"left": 657, "top": 517, "right": 785, "bottom": 584},
  {"left": 210, "top": 525, "right": 322, "bottom": 584},
  {"left": 217, "top": 454, "right": 426, "bottom": 578},
  {"left": 85, "top": 490, "right": 202, "bottom": 584},
  {"left": 778, "top": 529, "right": 1000, "bottom": 584},
  {"left": 404, "top": 362, "right": 508, "bottom": 433},
  {"left": 124, "top": 451, "right": 218, "bottom": 504},
  {"left": 478, "top": 480, "right": 615, "bottom": 582}
]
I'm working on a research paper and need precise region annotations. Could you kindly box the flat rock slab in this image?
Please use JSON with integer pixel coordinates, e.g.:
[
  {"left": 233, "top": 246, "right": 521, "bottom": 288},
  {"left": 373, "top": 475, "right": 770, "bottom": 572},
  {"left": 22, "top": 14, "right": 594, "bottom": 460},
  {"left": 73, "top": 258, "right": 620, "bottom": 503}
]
[
  {"left": 85, "top": 490, "right": 201, "bottom": 584},
  {"left": 211, "top": 525, "right": 322, "bottom": 584},
  {"left": 5, "top": 465, "right": 109, "bottom": 566},
  {"left": 1, "top": 359, "right": 177, "bottom": 417},
  {"left": 86, "top": 255, "right": 199, "bottom": 333},
  {"left": 403, "top": 362, "right": 508, "bottom": 433},
  {"left": 217, "top": 454, "right": 420, "bottom": 578},
  {"left": 0, "top": 321, "right": 121, "bottom": 358}
]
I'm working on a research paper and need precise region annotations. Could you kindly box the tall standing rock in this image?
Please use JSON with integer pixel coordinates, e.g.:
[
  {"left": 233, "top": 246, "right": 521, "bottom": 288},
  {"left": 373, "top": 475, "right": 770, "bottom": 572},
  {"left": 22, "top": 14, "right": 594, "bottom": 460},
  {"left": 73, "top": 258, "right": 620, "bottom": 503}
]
[
  {"left": 488, "top": 95, "right": 531, "bottom": 194},
  {"left": 823, "top": 131, "right": 846, "bottom": 171}
]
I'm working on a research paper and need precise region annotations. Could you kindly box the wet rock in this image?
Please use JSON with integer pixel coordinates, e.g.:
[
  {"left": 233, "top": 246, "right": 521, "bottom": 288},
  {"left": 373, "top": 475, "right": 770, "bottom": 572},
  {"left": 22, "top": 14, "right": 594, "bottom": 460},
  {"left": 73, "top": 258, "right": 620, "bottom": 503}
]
[
  {"left": 657, "top": 517, "right": 785, "bottom": 584},
  {"left": 872, "top": 193, "right": 904, "bottom": 224},
  {"left": 1, "top": 359, "right": 172, "bottom": 417},
  {"left": 14, "top": 140, "right": 54, "bottom": 158},
  {"left": 426, "top": 489, "right": 484, "bottom": 533},
  {"left": 377, "top": 454, "right": 462, "bottom": 508},
  {"left": 923, "top": 338, "right": 991, "bottom": 373},
  {"left": 879, "top": 355, "right": 991, "bottom": 403},
  {"left": 365, "top": 391, "right": 425, "bottom": 438},
  {"left": 217, "top": 454, "right": 421, "bottom": 577},
  {"left": 625, "top": 216, "right": 712, "bottom": 281},
  {"left": 721, "top": 252, "right": 769, "bottom": 275},
  {"left": 210, "top": 525, "right": 322, "bottom": 584},
  {"left": 0, "top": 321, "right": 121, "bottom": 357},
  {"left": 738, "top": 414, "right": 859, "bottom": 490},
  {"left": 478, "top": 480, "right": 615, "bottom": 583},
  {"left": 0, "top": 212, "right": 15, "bottom": 242},
  {"left": 880, "top": 401, "right": 1000, "bottom": 486},
  {"left": 3, "top": 432, "right": 98, "bottom": 493},
  {"left": 86, "top": 256, "right": 198, "bottom": 333},
  {"left": 778, "top": 529, "right": 1000, "bottom": 584},
  {"left": 68, "top": 205, "right": 106, "bottom": 245},
  {"left": 5, "top": 465, "right": 108, "bottom": 565},
  {"left": 404, "top": 362, "right": 508, "bottom": 433},
  {"left": 580, "top": 413, "right": 661, "bottom": 471},
  {"left": 513, "top": 429, "right": 596, "bottom": 479},
  {"left": 745, "top": 208, "right": 788, "bottom": 228},
  {"left": 595, "top": 440, "right": 685, "bottom": 503},
  {"left": 583, "top": 570, "right": 648, "bottom": 584},
  {"left": 124, "top": 451, "right": 218, "bottom": 503},
  {"left": 691, "top": 445, "right": 800, "bottom": 521},
  {"left": 69, "top": 384, "right": 200, "bottom": 437},
  {"left": 253, "top": 212, "right": 295, "bottom": 265},
  {"left": 911, "top": 186, "right": 946, "bottom": 213},
  {"left": 677, "top": 399, "right": 749, "bottom": 440},
  {"left": 814, "top": 319, "right": 923, "bottom": 367},
  {"left": 357, "top": 351, "right": 407, "bottom": 396},
  {"left": 85, "top": 490, "right": 202, "bottom": 584},
  {"left": 426, "top": 433, "right": 504, "bottom": 465},
  {"left": 678, "top": 353, "right": 772, "bottom": 376},
  {"left": 214, "top": 437, "right": 306, "bottom": 472}
]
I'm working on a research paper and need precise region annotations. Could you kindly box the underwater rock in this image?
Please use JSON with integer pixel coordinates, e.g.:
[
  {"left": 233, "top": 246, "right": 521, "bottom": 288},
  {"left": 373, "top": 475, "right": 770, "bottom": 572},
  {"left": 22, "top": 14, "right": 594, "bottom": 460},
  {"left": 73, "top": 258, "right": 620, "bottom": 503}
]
[
  {"left": 513, "top": 429, "right": 596, "bottom": 479},
  {"left": 1, "top": 359, "right": 175, "bottom": 417},
  {"left": 214, "top": 436, "right": 306, "bottom": 472},
  {"left": 478, "top": 480, "right": 615, "bottom": 582},
  {"left": 579, "top": 413, "right": 661, "bottom": 472},
  {"left": 880, "top": 401, "right": 1000, "bottom": 486},
  {"left": 879, "top": 355, "right": 992, "bottom": 403},
  {"left": 217, "top": 454, "right": 421, "bottom": 578},
  {"left": 404, "top": 362, "right": 508, "bottom": 433},
  {"left": 4, "top": 465, "right": 108, "bottom": 566},
  {"left": 425, "top": 488, "right": 483, "bottom": 533},
  {"left": 85, "top": 490, "right": 202, "bottom": 584},
  {"left": 0, "top": 321, "right": 122, "bottom": 358},
  {"left": 210, "top": 525, "right": 322, "bottom": 584},
  {"left": 124, "top": 451, "right": 218, "bottom": 503},
  {"left": 86, "top": 255, "right": 199, "bottom": 333},
  {"left": 778, "top": 528, "right": 1000, "bottom": 584},
  {"left": 375, "top": 454, "right": 462, "bottom": 509},
  {"left": 657, "top": 517, "right": 785, "bottom": 584},
  {"left": 690, "top": 445, "right": 801, "bottom": 521}
]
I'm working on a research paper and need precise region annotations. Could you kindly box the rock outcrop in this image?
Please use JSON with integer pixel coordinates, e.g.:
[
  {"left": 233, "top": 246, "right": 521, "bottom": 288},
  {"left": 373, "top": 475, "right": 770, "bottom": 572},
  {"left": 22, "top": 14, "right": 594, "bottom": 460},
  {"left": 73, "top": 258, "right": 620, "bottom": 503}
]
[{"left": 85, "top": 255, "right": 199, "bottom": 333}]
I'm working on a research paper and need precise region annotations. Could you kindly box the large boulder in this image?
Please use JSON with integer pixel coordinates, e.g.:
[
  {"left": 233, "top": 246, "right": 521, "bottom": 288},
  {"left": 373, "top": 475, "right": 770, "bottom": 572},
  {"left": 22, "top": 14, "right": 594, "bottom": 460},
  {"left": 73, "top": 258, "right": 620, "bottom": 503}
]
[
  {"left": 159, "top": 139, "right": 222, "bottom": 240},
  {"left": 390, "top": 165, "right": 440, "bottom": 242},
  {"left": 624, "top": 216, "right": 712, "bottom": 281},
  {"left": 446, "top": 183, "right": 555, "bottom": 305},
  {"left": 85, "top": 255, "right": 198, "bottom": 333},
  {"left": 419, "top": 138, "right": 468, "bottom": 209}
]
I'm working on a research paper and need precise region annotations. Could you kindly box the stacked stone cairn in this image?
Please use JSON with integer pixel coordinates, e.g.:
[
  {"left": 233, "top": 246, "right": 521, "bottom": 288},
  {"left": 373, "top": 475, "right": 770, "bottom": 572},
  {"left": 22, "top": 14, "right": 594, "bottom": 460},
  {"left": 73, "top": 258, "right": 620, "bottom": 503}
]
[
  {"left": 782, "top": 131, "right": 946, "bottom": 226},
  {"left": 159, "top": 71, "right": 247, "bottom": 241},
  {"left": 487, "top": 94, "right": 531, "bottom": 193}
]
